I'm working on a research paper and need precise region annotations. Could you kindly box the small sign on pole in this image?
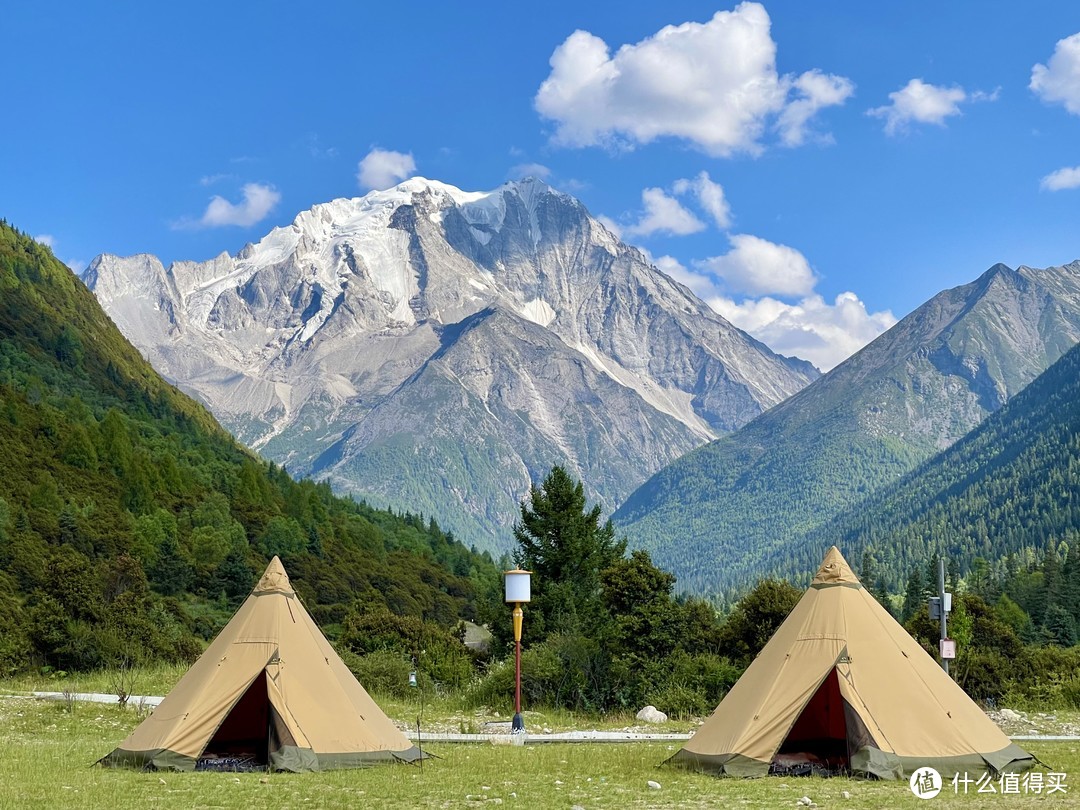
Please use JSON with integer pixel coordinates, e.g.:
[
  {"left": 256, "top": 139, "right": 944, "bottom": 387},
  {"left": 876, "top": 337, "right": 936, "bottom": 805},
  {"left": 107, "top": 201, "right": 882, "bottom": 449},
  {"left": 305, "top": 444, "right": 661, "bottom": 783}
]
[{"left": 940, "top": 638, "right": 956, "bottom": 660}]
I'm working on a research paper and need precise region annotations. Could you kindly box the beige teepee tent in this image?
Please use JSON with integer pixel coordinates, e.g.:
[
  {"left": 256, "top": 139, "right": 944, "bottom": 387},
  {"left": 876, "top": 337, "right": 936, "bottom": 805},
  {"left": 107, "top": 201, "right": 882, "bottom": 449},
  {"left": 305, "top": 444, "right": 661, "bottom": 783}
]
[
  {"left": 100, "top": 557, "right": 422, "bottom": 772},
  {"left": 667, "top": 547, "right": 1034, "bottom": 779}
]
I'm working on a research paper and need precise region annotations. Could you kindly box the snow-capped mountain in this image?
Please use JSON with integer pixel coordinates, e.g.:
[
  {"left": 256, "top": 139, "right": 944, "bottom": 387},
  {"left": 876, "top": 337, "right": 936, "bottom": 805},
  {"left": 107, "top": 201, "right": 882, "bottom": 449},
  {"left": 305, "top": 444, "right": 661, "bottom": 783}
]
[{"left": 85, "top": 177, "right": 817, "bottom": 550}]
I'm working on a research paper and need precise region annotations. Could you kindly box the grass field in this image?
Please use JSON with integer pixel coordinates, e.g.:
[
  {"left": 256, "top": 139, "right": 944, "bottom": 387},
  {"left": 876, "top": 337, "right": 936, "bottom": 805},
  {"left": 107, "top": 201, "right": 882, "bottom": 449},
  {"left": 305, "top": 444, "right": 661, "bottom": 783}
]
[{"left": 0, "top": 693, "right": 1077, "bottom": 810}]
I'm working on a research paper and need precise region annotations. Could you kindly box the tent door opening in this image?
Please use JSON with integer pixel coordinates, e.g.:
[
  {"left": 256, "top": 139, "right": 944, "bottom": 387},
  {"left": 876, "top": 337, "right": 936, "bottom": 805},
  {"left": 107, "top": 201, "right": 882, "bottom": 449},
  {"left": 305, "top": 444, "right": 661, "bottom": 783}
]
[
  {"left": 201, "top": 670, "right": 271, "bottom": 768},
  {"left": 773, "top": 667, "right": 858, "bottom": 775}
]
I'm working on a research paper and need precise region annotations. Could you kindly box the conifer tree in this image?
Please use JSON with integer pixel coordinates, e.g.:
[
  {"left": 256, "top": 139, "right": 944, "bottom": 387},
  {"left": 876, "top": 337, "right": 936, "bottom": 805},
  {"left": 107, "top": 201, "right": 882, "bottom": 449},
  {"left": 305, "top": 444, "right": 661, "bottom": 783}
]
[{"left": 512, "top": 465, "right": 625, "bottom": 641}]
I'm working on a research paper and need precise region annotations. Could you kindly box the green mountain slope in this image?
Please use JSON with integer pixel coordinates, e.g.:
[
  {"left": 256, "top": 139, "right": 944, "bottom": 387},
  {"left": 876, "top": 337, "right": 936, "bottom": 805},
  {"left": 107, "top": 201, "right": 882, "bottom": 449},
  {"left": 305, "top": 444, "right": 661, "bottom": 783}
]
[
  {"left": 614, "top": 261, "right": 1080, "bottom": 595},
  {"left": 802, "top": 339, "right": 1080, "bottom": 589},
  {"left": 0, "top": 223, "right": 499, "bottom": 674}
]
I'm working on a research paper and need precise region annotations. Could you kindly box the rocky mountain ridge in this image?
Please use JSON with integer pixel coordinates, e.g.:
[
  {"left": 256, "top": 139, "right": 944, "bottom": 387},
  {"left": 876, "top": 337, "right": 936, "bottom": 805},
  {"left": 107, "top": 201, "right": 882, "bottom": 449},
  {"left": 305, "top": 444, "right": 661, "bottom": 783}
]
[
  {"left": 85, "top": 177, "right": 817, "bottom": 550},
  {"left": 614, "top": 259, "right": 1080, "bottom": 593}
]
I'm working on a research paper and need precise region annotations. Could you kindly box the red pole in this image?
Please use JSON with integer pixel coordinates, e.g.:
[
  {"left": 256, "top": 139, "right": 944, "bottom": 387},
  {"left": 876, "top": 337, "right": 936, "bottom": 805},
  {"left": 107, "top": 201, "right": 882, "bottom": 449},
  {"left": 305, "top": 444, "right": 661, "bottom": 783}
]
[
  {"left": 514, "top": 637, "right": 522, "bottom": 716},
  {"left": 512, "top": 602, "right": 524, "bottom": 732}
]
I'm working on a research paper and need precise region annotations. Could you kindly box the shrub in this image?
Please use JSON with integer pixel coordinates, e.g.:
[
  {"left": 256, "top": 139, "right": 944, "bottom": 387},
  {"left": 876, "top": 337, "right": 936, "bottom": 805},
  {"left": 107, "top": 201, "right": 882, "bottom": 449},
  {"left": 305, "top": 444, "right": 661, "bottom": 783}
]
[
  {"left": 337, "top": 606, "right": 477, "bottom": 691},
  {"left": 646, "top": 681, "right": 707, "bottom": 718},
  {"left": 0, "top": 626, "right": 33, "bottom": 677},
  {"left": 337, "top": 648, "right": 419, "bottom": 699},
  {"left": 960, "top": 650, "right": 1018, "bottom": 703},
  {"left": 668, "top": 652, "right": 740, "bottom": 707},
  {"left": 465, "top": 636, "right": 609, "bottom": 711},
  {"left": 1060, "top": 676, "right": 1080, "bottom": 710}
]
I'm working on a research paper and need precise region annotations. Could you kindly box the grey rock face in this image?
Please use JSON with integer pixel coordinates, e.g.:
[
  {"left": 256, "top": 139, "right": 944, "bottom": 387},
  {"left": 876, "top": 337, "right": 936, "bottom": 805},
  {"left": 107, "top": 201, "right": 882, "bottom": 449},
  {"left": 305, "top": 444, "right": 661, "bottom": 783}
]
[{"left": 85, "top": 177, "right": 817, "bottom": 551}]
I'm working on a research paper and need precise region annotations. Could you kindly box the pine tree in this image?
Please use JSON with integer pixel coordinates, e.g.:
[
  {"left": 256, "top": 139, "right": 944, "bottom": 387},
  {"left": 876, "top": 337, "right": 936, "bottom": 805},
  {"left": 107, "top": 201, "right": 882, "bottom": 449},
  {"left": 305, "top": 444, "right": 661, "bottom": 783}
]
[
  {"left": 149, "top": 534, "right": 193, "bottom": 597},
  {"left": 902, "top": 568, "right": 924, "bottom": 622},
  {"left": 512, "top": 465, "right": 625, "bottom": 641},
  {"left": 1061, "top": 544, "right": 1080, "bottom": 625},
  {"left": 1043, "top": 604, "right": 1077, "bottom": 647}
]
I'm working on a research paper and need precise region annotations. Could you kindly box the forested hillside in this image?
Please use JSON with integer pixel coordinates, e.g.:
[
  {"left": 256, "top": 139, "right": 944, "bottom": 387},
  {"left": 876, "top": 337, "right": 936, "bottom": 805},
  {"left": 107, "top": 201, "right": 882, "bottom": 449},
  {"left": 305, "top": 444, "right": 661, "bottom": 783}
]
[
  {"left": 0, "top": 223, "right": 500, "bottom": 675},
  {"left": 615, "top": 261, "right": 1080, "bottom": 595},
  {"left": 805, "top": 340, "right": 1080, "bottom": 590}
]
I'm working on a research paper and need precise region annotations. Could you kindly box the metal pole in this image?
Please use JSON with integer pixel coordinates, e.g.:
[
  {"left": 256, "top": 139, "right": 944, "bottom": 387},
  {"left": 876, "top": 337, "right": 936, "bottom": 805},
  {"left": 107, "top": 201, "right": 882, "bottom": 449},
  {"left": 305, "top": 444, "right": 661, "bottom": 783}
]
[
  {"left": 939, "top": 558, "right": 949, "bottom": 676},
  {"left": 512, "top": 603, "right": 524, "bottom": 732}
]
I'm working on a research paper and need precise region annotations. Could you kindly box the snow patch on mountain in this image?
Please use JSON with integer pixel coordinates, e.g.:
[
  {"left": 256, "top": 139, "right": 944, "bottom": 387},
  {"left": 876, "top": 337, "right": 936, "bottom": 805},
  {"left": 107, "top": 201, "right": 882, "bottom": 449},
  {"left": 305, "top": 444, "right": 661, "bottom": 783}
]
[
  {"left": 520, "top": 298, "right": 556, "bottom": 327},
  {"left": 85, "top": 176, "right": 817, "bottom": 551}
]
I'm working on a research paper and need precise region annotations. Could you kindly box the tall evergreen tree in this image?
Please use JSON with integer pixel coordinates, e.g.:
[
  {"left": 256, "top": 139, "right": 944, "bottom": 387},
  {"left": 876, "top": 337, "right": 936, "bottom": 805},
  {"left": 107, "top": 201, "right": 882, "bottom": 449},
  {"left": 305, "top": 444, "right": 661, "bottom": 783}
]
[
  {"left": 1042, "top": 604, "right": 1077, "bottom": 647},
  {"left": 512, "top": 465, "right": 626, "bottom": 642},
  {"left": 1060, "top": 544, "right": 1080, "bottom": 624},
  {"left": 902, "top": 568, "right": 924, "bottom": 622}
]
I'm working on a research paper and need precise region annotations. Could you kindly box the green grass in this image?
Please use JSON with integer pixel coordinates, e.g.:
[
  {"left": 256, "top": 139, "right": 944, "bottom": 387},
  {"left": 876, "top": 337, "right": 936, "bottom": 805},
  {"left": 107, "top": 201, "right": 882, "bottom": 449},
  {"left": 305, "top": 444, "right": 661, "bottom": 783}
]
[
  {"left": 0, "top": 661, "right": 190, "bottom": 699},
  {"left": 0, "top": 663, "right": 699, "bottom": 735},
  {"left": 1, "top": 696, "right": 1078, "bottom": 810}
]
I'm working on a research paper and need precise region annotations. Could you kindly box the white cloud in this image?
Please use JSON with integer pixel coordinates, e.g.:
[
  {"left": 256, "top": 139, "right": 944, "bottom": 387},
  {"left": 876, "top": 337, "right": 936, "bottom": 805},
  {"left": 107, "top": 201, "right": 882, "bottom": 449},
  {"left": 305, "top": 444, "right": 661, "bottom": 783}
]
[
  {"left": 509, "top": 162, "right": 553, "bottom": 180},
  {"left": 34, "top": 234, "right": 55, "bottom": 247},
  {"left": 623, "top": 188, "right": 706, "bottom": 238},
  {"left": 357, "top": 148, "right": 416, "bottom": 190},
  {"left": 1031, "top": 32, "right": 1080, "bottom": 114},
  {"left": 174, "top": 183, "right": 281, "bottom": 230},
  {"left": 558, "top": 178, "right": 590, "bottom": 194},
  {"left": 673, "top": 171, "right": 731, "bottom": 229},
  {"left": 708, "top": 292, "right": 896, "bottom": 371},
  {"left": 970, "top": 87, "right": 1001, "bottom": 103},
  {"left": 868, "top": 79, "right": 968, "bottom": 135},
  {"left": 595, "top": 214, "right": 623, "bottom": 239},
  {"left": 778, "top": 70, "right": 856, "bottom": 146},
  {"left": 645, "top": 245, "right": 894, "bottom": 370},
  {"left": 65, "top": 258, "right": 86, "bottom": 274},
  {"left": 698, "top": 233, "right": 817, "bottom": 297},
  {"left": 201, "top": 183, "right": 280, "bottom": 227},
  {"left": 616, "top": 172, "right": 729, "bottom": 239},
  {"left": 653, "top": 254, "right": 716, "bottom": 297},
  {"left": 1041, "top": 166, "right": 1080, "bottom": 191},
  {"left": 535, "top": 3, "right": 851, "bottom": 156}
]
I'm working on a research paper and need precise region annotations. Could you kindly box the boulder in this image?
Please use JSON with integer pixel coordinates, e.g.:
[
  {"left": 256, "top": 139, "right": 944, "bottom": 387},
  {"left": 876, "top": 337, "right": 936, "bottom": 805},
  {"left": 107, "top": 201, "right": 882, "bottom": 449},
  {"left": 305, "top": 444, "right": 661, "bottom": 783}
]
[{"left": 636, "top": 705, "right": 668, "bottom": 723}]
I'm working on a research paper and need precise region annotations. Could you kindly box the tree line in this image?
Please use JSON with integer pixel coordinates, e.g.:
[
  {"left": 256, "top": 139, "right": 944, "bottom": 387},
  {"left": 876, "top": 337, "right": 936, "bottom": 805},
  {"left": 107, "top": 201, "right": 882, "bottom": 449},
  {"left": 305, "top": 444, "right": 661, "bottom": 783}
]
[{"left": 0, "top": 221, "right": 500, "bottom": 677}]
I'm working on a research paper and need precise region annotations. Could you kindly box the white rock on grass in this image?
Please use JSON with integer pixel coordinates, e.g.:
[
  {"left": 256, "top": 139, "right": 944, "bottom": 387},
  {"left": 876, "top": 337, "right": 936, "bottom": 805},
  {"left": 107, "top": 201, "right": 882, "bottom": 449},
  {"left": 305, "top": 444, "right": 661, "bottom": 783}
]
[
  {"left": 636, "top": 706, "right": 669, "bottom": 723},
  {"left": 647, "top": 780, "right": 662, "bottom": 790}
]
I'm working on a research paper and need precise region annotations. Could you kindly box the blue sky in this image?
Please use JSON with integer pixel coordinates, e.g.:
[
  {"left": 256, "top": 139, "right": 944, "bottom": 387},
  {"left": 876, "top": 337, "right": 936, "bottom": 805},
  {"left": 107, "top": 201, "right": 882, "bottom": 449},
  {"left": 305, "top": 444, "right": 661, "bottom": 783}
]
[{"left": 3, "top": 1, "right": 1079, "bottom": 369}]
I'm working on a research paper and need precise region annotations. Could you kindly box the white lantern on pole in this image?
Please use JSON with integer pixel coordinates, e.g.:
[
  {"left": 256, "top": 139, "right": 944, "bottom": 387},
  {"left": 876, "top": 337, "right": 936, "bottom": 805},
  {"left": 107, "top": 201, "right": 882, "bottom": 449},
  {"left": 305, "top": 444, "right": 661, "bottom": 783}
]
[
  {"left": 504, "top": 569, "right": 532, "bottom": 604},
  {"left": 503, "top": 569, "right": 532, "bottom": 733}
]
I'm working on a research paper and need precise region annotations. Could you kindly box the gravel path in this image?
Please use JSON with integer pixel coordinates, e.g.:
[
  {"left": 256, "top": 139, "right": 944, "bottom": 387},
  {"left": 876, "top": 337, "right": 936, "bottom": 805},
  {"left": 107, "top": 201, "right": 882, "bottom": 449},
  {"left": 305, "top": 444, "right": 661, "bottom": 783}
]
[{"left": 23, "top": 692, "right": 1080, "bottom": 743}]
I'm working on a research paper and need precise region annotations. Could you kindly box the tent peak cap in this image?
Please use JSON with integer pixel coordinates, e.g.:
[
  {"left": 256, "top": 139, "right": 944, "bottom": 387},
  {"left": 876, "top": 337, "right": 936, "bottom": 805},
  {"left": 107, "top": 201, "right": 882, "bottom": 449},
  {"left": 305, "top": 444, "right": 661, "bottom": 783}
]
[
  {"left": 254, "top": 556, "right": 294, "bottom": 596},
  {"left": 811, "top": 546, "right": 861, "bottom": 586}
]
